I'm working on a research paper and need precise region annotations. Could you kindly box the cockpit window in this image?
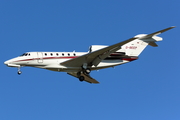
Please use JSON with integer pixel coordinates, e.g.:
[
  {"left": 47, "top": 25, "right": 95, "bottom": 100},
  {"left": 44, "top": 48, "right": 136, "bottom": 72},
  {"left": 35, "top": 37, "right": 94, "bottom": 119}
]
[
  {"left": 20, "top": 53, "right": 26, "bottom": 56},
  {"left": 20, "top": 53, "right": 29, "bottom": 56}
]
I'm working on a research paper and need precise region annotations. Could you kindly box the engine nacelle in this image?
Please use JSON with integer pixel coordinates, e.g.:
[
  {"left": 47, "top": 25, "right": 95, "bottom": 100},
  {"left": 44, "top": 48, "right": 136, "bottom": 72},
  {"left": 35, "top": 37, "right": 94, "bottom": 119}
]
[{"left": 89, "top": 45, "right": 108, "bottom": 53}]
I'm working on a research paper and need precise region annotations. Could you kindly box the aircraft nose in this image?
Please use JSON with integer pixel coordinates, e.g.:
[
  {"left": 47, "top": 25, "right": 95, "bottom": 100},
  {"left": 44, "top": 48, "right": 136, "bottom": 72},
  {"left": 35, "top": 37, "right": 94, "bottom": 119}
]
[
  {"left": 4, "top": 59, "right": 20, "bottom": 67},
  {"left": 4, "top": 60, "right": 9, "bottom": 65},
  {"left": 4, "top": 59, "right": 12, "bottom": 65}
]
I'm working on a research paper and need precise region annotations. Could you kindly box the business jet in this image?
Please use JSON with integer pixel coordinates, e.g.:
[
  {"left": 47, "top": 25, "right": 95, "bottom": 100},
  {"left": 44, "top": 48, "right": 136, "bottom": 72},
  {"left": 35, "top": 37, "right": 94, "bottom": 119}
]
[{"left": 4, "top": 27, "right": 175, "bottom": 83}]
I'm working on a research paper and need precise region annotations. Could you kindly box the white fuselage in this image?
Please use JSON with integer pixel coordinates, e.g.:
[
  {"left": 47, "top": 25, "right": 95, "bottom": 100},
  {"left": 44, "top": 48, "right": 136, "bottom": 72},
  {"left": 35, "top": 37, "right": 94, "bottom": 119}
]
[{"left": 4, "top": 52, "right": 137, "bottom": 72}]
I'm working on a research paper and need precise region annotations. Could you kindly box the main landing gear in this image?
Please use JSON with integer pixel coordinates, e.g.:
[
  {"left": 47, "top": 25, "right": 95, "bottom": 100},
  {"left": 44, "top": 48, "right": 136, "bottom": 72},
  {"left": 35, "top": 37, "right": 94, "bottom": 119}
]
[
  {"left": 77, "top": 68, "right": 91, "bottom": 82},
  {"left": 84, "top": 68, "right": 91, "bottom": 74},
  {"left": 17, "top": 67, "right": 22, "bottom": 75},
  {"left": 79, "top": 76, "right": 85, "bottom": 82}
]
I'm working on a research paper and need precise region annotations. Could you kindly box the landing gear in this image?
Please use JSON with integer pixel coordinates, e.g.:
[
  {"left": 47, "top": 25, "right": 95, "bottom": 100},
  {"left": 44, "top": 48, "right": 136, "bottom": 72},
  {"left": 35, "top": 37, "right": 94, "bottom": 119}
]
[
  {"left": 82, "top": 63, "right": 91, "bottom": 74},
  {"left": 79, "top": 76, "right": 85, "bottom": 82},
  {"left": 77, "top": 72, "right": 84, "bottom": 82},
  {"left": 18, "top": 71, "right": 22, "bottom": 75},
  {"left": 17, "top": 67, "right": 22, "bottom": 75},
  {"left": 84, "top": 68, "right": 91, "bottom": 74},
  {"left": 77, "top": 66, "right": 91, "bottom": 82}
]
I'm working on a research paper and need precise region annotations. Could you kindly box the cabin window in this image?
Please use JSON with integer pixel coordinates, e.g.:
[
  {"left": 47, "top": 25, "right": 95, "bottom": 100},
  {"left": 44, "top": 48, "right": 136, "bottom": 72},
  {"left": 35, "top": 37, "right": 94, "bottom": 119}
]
[
  {"left": 62, "top": 53, "right": 64, "bottom": 56},
  {"left": 28, "top": 53, "right": 30, "bottom": 56},
  {"left": 56, "top": 53, "right": 59, "bottom": 56},
  {"left": 45, "top": 53, "right": 47, "bottom": 56},
  {"left": 51, "top": 53, "right": 53, "bottom": 56},
  {"left": 68, "top": 53, "right": 70, "bottom": 56},
  {"left": 73, "top": 53, "right": 76, "bottom": 56}
]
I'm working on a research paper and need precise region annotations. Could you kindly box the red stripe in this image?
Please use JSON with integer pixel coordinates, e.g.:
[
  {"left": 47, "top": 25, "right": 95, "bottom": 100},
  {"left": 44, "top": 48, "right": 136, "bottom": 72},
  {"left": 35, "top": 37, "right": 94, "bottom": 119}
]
[
  {"left": 14, "top": 56, "right": 78, "bottom": 62},
  {"left": 43, "top": 56, "right": 78, "bottom": 59},
  {"left": 16, "top": 58, "right": 35, "bottom": 62}
]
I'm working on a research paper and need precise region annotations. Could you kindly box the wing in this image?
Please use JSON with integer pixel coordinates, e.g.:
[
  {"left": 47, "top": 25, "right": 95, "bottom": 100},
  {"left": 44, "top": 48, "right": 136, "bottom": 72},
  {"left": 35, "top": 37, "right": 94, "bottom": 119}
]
[
  {"left": 61, "top": 37, "right": 137, "bottom": 67},
  {"left": 140, "top": 26, "right": 175, "bottom": 39},
  {"left": 61, "top": 26, "right": 175, "bottom": 68},
  {"left": 67, "top": 72, "right": 99, "bottom": 84}
]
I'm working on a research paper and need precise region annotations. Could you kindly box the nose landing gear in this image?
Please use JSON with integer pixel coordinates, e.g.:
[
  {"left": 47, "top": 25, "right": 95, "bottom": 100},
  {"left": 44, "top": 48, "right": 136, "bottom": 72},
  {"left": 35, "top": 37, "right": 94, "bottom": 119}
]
[
  {"left": 17, "top": 67, "right": 22, "bottom": 75},
  {"left": 18, "top": 71, "right": 22, "bottom": 75}
]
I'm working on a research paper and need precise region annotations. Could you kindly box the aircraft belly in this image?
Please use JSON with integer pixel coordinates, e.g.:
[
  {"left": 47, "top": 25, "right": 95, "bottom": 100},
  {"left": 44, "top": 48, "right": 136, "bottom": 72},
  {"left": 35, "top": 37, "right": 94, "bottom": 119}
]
[
  {"left": 45, "top": 66, "right": 81, "bottom": 72},
  {"left": 92, "top": 60, "right": 129, "bottom": 70}
]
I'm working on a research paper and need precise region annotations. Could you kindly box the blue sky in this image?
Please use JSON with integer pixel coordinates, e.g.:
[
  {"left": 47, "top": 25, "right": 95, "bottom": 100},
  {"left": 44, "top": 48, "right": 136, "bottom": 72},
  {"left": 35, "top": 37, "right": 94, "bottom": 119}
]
[{"left": 0, "top": 0, "right": 180, "bottom": 120}]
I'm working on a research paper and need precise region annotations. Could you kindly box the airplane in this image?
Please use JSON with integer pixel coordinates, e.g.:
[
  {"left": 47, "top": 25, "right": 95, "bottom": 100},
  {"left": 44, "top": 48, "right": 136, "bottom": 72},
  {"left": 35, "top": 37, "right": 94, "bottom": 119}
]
[{"left": 4, "top": 26, "right": 175, "bottom": 84}]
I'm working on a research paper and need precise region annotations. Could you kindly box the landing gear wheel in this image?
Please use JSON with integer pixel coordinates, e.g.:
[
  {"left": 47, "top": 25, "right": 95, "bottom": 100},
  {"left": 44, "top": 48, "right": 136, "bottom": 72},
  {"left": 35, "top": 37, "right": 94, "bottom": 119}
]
[
  {"left": 18, "top": 71, "right": 22, "bottom": 75},
  {"left": 79, "top": 76, "right": 85, "bottom": 82},
  {"left": 84, "top": 68, "right": 91, "bottom": 74},
  {"left": 77, "top": 72, "right": 81, "bottom": 77},
  {"left": 17, "top": 67, "right": 22, "bottom": 75}
]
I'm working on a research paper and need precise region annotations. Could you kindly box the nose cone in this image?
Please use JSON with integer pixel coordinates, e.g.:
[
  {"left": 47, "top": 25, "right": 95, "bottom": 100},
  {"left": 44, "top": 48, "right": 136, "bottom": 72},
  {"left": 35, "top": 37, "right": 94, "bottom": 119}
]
[
  {"left": 4, "top": 59, "right": 20, "bottom": 67},
  {"left": 4, "top": 60, "right": 9, "bottom": 65},
  {"left": 4, "top": 59, "right": 13, "bottom": 65}
]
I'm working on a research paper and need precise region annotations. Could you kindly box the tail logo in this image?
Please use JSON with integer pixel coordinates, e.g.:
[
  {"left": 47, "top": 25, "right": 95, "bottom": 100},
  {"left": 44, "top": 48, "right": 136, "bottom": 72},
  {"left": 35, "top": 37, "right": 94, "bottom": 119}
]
[{"left": 126, "top": 46, "right": 137, "bottom": 49}]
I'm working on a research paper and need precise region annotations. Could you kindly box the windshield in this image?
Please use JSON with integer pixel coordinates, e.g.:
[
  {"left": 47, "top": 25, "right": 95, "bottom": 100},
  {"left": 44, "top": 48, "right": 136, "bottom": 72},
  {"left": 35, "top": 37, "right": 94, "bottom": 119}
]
[{"left": 20, "top": 53, "right": 30, "bottom": 56}]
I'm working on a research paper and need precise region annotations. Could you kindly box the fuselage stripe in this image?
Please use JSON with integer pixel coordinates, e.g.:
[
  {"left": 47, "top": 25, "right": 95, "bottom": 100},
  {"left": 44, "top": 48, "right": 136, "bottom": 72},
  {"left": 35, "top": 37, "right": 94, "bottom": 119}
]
[{"left": 14, "top": 56, "right": 79, "bottom": 62}]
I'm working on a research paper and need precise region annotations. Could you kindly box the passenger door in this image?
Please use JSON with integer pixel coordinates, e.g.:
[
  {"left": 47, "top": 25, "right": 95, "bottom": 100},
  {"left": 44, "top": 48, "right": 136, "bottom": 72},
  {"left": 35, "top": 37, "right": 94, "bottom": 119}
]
[{"left": 37, "top": 52, "right": 43, "bottom": 63}]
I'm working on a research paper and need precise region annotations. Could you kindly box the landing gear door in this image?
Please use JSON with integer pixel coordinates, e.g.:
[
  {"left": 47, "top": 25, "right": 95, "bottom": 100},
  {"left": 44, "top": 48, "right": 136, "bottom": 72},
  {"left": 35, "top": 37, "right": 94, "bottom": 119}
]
[{"left": 37, "top": 52, "right": 43, "bottom": 63}]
